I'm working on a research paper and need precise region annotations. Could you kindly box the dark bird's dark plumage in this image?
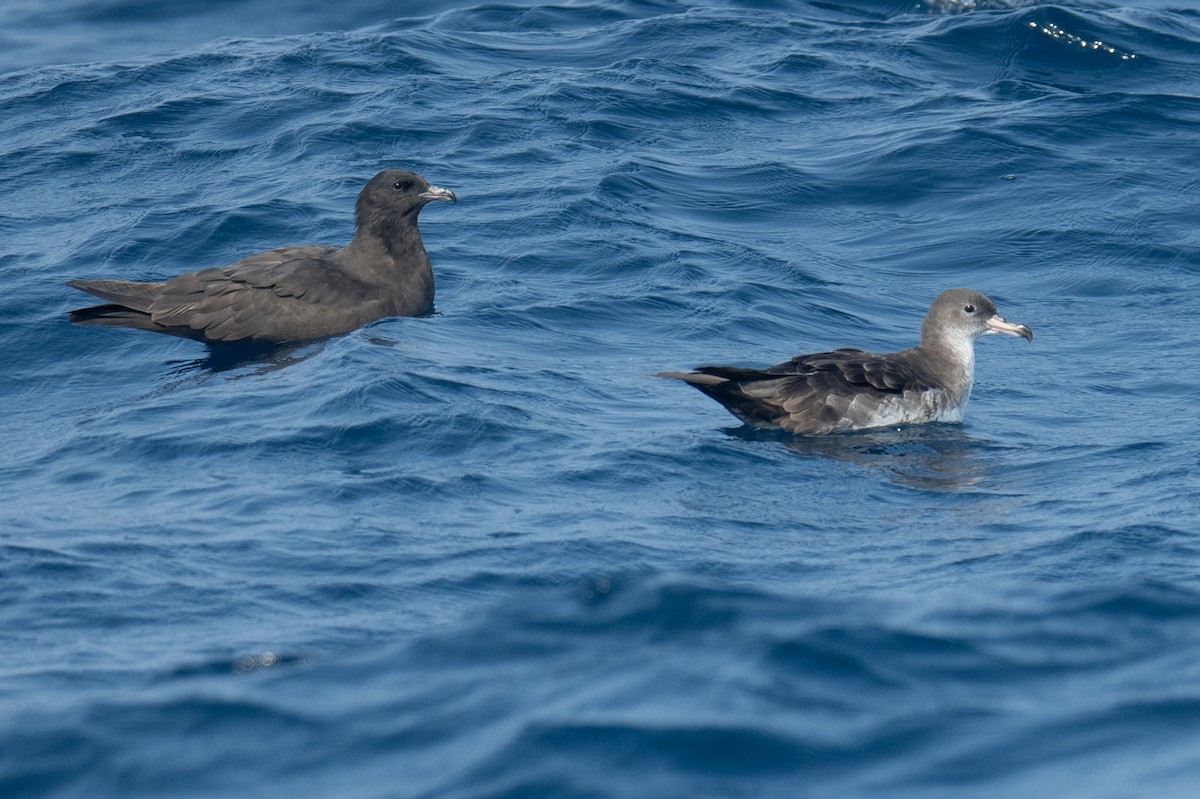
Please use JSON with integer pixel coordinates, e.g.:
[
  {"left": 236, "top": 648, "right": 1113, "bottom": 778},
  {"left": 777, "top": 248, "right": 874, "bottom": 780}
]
[
  {"left": 67, "top": 169, "right": 456, "bottom": 344},
  {"left": 657, "top": 289, "right": 1033, "bottom": 435}
]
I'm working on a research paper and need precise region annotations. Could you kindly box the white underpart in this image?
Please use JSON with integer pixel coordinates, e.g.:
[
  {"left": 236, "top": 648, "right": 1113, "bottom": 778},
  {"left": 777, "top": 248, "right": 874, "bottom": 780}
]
[
  {"left": 842, "top": 332, "right": 979, "bottom": 430},
  {"left": 927, "top": 330, "right": 978, "bottom": 423},
  {"left": 841, "top": 387, "right": 962, "bottom": 430}
]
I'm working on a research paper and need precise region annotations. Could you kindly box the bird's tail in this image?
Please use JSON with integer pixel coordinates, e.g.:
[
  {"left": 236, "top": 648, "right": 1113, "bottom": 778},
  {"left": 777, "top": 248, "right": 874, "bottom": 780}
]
[
  {"left": 68, "top": 303, "right": 156, "bottom": 329},
  {"left": 67, "top": 303, "right": 199, "bottom": 338}
]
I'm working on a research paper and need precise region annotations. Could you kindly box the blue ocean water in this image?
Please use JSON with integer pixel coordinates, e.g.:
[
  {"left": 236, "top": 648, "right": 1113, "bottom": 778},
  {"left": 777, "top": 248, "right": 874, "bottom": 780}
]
[{"left": 3, "top": 0, "right": 1200, "bottom": 796}]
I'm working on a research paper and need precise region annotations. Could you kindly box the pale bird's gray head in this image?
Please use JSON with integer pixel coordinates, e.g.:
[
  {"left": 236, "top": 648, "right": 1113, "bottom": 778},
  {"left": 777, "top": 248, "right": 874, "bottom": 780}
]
[{"left": 921, "top": 288, "right": 1033, "bottom": 346}]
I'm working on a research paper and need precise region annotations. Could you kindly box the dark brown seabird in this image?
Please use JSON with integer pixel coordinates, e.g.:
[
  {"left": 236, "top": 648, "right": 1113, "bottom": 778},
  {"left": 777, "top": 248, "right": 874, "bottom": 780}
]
[
  {"left": 67, "top": 169, "right": 456, "bottom": 344},
  {"left": 657, "top": 288, "right": 1033, "bottom": 435}
]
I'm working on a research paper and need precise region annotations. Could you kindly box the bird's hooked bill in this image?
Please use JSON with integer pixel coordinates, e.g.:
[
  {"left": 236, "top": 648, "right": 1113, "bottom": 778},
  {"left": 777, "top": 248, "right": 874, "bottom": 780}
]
[
  {"left": 986, "top": 314, "right": 1033, "bottom": 342},
  {"left": 420, "top": 185, "right": 457, "bottom": 203}
]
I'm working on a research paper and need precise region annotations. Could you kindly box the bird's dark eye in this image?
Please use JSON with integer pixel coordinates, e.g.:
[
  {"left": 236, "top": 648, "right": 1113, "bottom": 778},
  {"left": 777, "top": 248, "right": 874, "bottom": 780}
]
[
  {"left": 963, "top": 304, "right": 976, "bottom": 314},
  {"left": 392, "top": 180, "right": 411, "bottom": 192}
]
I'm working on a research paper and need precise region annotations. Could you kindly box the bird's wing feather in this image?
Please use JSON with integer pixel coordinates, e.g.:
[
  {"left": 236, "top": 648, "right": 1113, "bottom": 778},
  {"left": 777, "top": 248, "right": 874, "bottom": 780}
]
[
  {"left": 147, "top": 246, "right": 369, "bottom": 341},
  {"left": 66, "top": 279, "right": 166, "bottom": 311},
  {"left": 685, "top": 349, "right": 938, "bottom": 433},
  {"left": 759, "top": 348, "right": 936, "bottom": 393}
]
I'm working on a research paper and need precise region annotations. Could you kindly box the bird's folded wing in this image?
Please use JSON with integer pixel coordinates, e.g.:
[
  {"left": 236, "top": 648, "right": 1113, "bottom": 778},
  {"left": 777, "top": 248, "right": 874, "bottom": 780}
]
[
  {"left": 691, "top": 349, "right": 939, "bottom": 430},
  {"left": 758, "top": 348, "right": 936, "bottom": 394},
  {"left": 147, "top": 246, "right": 356, "bottom": 340}
]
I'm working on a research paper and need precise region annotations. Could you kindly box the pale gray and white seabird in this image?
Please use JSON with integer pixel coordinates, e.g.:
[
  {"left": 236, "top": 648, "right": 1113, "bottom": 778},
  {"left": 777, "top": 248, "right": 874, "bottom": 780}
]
[
  {"left": 657, "top": 288, "right": 1032, "bottom": 434},
  {"left": 67, "top": 169, "right": 456, "bottom": 344}
]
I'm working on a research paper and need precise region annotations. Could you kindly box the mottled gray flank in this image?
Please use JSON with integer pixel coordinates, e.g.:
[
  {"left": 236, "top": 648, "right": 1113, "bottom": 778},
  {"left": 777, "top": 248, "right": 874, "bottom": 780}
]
[
  {"left": 67, "top": 170, "right": 455, "bottom": 343},
  {"left": 659, "top": 289, "right": 1032, "bottom": 435}
]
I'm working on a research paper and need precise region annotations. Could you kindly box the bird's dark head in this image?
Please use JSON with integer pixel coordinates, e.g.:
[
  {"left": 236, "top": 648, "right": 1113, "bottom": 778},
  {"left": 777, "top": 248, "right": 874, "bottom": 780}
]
[{"left": 356, "top": 169, "right": 456, "bottom": 232}]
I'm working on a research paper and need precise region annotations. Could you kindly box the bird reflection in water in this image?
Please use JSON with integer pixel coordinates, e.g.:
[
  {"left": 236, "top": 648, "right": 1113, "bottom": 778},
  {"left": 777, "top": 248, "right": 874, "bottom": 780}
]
[
  {"left": 165, "top": 339, "right": 326, "bottom": 378},
  {"left": 725, "top": 423, "right": 992, "bottom": 492}
]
